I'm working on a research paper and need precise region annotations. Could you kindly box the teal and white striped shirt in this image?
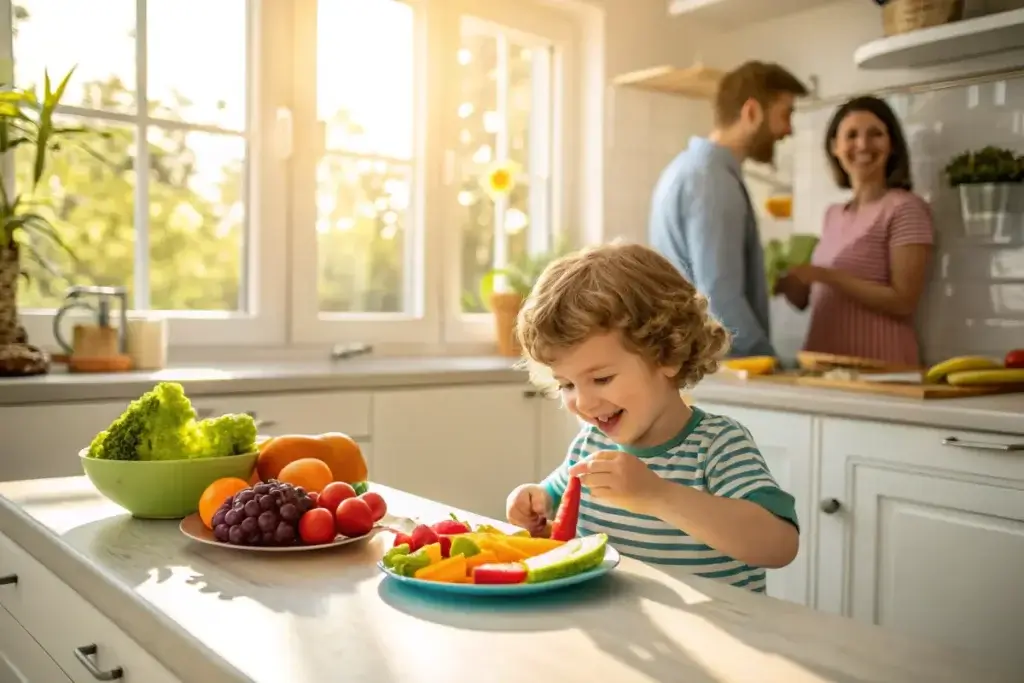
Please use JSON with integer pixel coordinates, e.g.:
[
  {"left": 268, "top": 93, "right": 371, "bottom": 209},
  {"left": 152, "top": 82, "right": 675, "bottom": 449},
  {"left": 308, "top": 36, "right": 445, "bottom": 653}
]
[{"left": 541, "top": 406, "right": 798, "bottom": 593}]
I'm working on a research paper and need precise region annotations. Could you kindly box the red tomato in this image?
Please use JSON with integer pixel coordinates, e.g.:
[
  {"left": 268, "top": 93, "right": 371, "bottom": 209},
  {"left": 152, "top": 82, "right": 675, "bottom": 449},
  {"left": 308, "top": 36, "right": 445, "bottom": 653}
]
[
  {"left": 358, "top": 491, "right": 387, "bottom": 521},
  {"left": 318, "top": 482, "right": 356, "bottom": 514},
  {"left": 1005, "top": 349, "right": 1024, "bottom": 369},
  {"left": 335, "top": 497, "right": 374, "bottom": 538},
  {"left": 298, "top": 508, "right": 336, "bottom": 545}
]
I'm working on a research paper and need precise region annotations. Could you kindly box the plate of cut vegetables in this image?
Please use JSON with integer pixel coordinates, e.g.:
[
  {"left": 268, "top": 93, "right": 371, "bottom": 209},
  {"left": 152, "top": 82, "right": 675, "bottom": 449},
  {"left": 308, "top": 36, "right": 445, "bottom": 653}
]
[{"left": 377, "top": 476, "right": 620, "bottom": 595}]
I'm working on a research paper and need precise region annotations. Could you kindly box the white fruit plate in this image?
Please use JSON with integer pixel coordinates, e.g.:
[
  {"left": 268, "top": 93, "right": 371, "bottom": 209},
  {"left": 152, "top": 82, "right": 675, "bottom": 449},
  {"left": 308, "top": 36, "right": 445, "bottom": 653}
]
[{"left": 179, "top": 512, "right": 384, "bottom": 552}]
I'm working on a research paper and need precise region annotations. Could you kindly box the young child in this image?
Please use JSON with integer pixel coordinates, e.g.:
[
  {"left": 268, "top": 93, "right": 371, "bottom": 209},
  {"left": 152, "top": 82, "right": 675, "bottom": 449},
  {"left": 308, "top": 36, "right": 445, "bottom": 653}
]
[{"left": 505, "top": 241, "right": 799, "bottom": 593}]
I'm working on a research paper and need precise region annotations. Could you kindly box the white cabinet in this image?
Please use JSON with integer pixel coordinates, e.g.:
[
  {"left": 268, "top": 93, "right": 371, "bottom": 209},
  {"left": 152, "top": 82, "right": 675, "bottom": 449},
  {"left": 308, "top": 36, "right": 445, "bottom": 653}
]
[
  {"left": 190, "top": 390, "right": 372, "bottom": 440},
  {"left": 0, "top": 604, "right": 71, "bottom": 683},
  {"left": 0, "top": 532, "right": 180, "bottom": 683},
  {"left": 817, "top": 418, "right": 1024, "bottom": 674},
  {"left": 692, "top": 401, "right": 815, "bottom": 606},
  {"left": 535, "top": 392, "right": 582, "bottom": 478},
  {"left": 371, "top": 385, "right": 541, "bottom": 519}
]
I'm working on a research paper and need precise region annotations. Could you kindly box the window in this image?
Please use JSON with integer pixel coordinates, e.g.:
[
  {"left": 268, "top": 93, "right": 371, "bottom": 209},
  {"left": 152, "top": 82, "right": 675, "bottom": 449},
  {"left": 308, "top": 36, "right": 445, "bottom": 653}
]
[{"left": 6, "top": 0, "right": 579, "bottom": 350}]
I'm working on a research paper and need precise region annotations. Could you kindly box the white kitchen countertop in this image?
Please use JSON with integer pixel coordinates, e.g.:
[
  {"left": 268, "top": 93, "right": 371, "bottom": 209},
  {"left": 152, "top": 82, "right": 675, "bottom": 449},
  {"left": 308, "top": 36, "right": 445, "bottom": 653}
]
[
  {"left": 1, "top": 356, "right": 1021, "bottom": 434},
  {"left": 0, "top": 477, "right": 1015, "bottom": 683}
]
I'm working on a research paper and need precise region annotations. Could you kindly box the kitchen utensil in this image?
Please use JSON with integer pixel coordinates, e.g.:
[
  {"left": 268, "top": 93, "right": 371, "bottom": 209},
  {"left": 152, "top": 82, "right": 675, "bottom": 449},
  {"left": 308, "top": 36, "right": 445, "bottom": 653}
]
[
  {"left": 377, "top": 544, "right": 621, "bottom": 596},
  {"left": 78, "top": 448, "right": 258, "bottom": 519},
  {"left": 179, "top": 513, "right": 380, "bottom": 552},
  {"left": 53, "top": 285, "right": 133, "bottom": 372}
]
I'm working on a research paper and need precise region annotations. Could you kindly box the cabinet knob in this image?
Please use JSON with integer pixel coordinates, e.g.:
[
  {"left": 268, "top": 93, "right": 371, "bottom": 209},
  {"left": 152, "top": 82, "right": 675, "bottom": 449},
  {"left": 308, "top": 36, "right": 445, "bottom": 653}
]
[
  {"left": 819, "top": 498, "right": 841, "bottom": 514},
  {"left": 0, "top": 574, "right": 16, "bottom": 585},
  {"left": 523, "top": 390, "right": 539, "bottom": 399},
  {"left": 74, "top": 643, "right": 124, "bottom": 680}
]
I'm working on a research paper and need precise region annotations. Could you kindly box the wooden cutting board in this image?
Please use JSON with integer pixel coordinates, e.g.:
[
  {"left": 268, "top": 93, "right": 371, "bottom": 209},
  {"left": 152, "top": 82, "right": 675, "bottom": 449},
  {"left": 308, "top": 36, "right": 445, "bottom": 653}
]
[{"left": 750, "top": 372, "right": 1024, "bottom": 399}]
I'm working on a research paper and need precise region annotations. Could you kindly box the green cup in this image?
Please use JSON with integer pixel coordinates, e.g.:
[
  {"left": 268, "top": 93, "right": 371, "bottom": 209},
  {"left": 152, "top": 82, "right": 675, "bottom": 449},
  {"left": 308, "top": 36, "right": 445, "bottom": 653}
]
[{"left": 79, "top": 449, "right": 258, "bottom": 519}]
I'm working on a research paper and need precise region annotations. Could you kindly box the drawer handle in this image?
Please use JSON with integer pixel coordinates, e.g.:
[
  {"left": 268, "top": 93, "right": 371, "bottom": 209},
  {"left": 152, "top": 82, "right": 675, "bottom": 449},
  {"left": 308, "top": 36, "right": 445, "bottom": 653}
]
[
  {"left": 942, "top": 437, "right": 1024, "bottom": 452},
  {"left": 820, "top": 498, "right": 841, "bottom": 514},
  {"left": 523, "top": 390, "right": 539, "bottom": 399},
  {"left": 74, "top": 644, "right": 124, "bottom": 681},
  {"left": 0, "top": 574, "right": 16, "bottom": 586}
]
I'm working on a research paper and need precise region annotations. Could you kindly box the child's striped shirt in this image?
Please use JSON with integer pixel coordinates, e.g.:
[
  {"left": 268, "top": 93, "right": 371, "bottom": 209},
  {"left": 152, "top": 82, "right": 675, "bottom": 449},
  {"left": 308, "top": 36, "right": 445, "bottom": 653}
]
[{"left": 541, "top": 406, "right": 798, "bottom": 593}]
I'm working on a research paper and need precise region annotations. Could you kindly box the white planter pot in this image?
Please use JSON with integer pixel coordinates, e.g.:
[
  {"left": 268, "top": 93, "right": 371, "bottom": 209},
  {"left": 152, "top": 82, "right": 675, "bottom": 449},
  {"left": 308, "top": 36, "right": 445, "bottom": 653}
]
[{"left": 957, "top": 182, "right": 1024, "bottom": 241}]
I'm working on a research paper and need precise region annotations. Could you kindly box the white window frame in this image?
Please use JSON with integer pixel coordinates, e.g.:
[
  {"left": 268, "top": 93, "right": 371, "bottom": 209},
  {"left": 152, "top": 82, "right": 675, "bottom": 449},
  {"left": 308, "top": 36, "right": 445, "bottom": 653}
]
[
  {"left": 5, "top": 0, "right": 583, "bottom": 353},
  {"left": 438, "top": 0, "right": 579, "bottom": 345},
  {"left": 6, "top": 0, "right": 288, "bottom": 349}
]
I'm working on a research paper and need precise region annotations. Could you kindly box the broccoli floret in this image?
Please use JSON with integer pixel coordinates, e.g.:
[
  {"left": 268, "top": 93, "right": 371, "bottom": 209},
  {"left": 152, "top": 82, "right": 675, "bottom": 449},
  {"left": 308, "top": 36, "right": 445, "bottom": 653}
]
[
  {"left": 87, "top": 381, "right": 259, "bottom": 461},
  {"left": 194, "top": 413, "right": 258, "bottom": 457}
]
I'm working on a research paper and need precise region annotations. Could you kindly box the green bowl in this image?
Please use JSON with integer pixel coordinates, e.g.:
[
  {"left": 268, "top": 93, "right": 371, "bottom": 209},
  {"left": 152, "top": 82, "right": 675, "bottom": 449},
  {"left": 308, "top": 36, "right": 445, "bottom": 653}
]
[{"left": 78, "top": 449, "right": 258, "bottom": 519}]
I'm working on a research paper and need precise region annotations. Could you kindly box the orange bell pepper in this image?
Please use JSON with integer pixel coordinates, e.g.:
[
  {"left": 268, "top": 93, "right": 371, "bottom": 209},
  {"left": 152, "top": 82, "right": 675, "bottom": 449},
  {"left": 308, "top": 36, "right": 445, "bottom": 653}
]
[{"left": 414, "top": 554, "right": 467, "bottom": 582}]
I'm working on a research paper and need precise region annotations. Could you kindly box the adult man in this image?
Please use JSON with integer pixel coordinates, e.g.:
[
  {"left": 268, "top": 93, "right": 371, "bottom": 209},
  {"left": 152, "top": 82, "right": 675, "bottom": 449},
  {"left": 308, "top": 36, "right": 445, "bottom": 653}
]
[{"left": 649, "top": 61, "right": 808, "bottom": 358}]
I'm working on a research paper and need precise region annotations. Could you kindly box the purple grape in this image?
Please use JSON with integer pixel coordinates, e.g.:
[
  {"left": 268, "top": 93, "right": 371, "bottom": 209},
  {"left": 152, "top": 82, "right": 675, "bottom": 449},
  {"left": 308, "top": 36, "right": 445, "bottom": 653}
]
[
  {"left": 247, "top": 531, "right": 261, "bottom": 545},
  {"left": 211, "top": 509, "right": 228, "bottom": 528},
  {"left": 244, "top": 500, "right": 261, "bottom": 517},
  {"left": 261, "top": 531, "right": 275, "bottom": 544},
  {"left": 224, "top": 508, "right": 243, "bottom": 526},
  {"left": 298, "top": 498, "right": 314, "bottom": 514},
  {"left": 254, "top": 483, "right": 270, "bottom": 495},
  {"left": 228, "top": 525, "right": 246, "bottom": 545},
  {"left": 274, "top": 522, "right": 296, "bottom": 544},
  {"left": 279, "top": 503, "right": 299, "bottom": 522},
  {"left": 258, "top": 511, "right": 278, "bottom": 532},
  {"left": 240, "top": 517, "right": 258, "bottom": 535},
  {"left": 236, "top": 489, "right": 256, "bottom": 504},
  {"left": 259, "top": 495, "right": 275, "bottom": 511},
  {"left": 294, "top": 487, "right": 306, "bottom": 497},
  {"left": 214, "top": 524, "right": 230, "bottom": 542}
]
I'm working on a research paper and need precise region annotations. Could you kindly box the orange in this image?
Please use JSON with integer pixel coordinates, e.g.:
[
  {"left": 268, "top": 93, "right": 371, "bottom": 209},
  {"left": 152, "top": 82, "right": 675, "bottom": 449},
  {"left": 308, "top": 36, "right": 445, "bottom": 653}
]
[
  {"left": 317, "top": 432, "right": 368, "bottom": 483},
  {"left": 198, "top": 477, "right": 250, "bottom": 529},
  {"left": 256, "top": 432, "right": 368, "bottom": 484},
  {"left": 277, "top": 458, "right": 333, "bottom": 494}
]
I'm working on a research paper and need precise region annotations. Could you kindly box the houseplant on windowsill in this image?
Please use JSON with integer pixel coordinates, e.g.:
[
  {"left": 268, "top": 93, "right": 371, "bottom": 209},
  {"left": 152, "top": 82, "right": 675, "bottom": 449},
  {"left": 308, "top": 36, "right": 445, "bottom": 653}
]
[
  {"left": 0, "top": 68, "right": 87, "bottom": 376},
  {"left": 944, "top": 146, "right": 1024, "bottom": 241},
  {"left": 477, "top": 238, "right": 573, "bottom": 357}
]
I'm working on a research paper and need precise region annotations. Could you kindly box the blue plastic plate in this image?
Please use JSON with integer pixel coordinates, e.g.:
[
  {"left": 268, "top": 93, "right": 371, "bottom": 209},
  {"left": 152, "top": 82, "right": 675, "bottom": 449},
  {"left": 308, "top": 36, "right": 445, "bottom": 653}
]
[{"left": 377, "top": 544, "right": 621, "bottom": 596}]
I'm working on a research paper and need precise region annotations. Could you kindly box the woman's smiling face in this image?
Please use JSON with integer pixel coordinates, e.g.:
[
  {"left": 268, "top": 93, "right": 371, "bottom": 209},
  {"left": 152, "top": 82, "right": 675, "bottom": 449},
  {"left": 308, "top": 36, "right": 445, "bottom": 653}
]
[{"left": 832, "top": 109, "right": 892, "bottom": 186}]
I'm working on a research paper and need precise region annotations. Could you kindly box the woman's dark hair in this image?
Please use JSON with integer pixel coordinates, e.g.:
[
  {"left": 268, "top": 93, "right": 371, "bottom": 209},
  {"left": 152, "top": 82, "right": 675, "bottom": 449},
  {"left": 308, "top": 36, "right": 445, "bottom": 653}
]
[{"left": 824, "top": 95, "right": 912, "bottom": 191}]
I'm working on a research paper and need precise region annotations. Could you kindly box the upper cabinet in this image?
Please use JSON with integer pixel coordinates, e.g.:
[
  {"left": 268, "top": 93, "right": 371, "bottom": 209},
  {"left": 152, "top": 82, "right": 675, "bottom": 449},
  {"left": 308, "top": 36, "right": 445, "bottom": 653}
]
[
  {"left": 854, "top": 7, "right": 1024, "bottom": 70},
  {"left": 666, "top": 0, "right": 838, "bottom": 31}
]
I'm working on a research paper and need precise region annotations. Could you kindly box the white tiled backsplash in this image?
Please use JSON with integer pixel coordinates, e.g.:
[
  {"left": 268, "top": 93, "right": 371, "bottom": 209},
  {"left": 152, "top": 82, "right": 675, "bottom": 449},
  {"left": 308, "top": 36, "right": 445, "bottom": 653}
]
[{"left": 775, "top": 74, "right": 1024, "bottom": 365}]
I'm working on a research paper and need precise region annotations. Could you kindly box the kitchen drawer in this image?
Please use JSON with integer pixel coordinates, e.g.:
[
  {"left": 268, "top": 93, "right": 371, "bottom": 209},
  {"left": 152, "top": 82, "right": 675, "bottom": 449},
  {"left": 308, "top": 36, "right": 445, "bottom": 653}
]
[
  {"left": 0, "top": 603, "right": 72, "bottom": 683},
  {"left": 0, "top": 533, "right": 180, "bottom": 683},
  {"left": 0, "top": 402, "right": 130, "bottom": 482},
  {"left": 191, "top": 390, "right": 372, "bottom": 439}
]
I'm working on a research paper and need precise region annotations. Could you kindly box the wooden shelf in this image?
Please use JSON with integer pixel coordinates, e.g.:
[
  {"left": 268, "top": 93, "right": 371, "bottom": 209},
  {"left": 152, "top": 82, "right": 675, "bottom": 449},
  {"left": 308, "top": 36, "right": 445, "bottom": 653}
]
[
  {"left": 667, "top": 0, "right": 836, "bottom": 31},
  {"left": 611, "top": 64, "right": 726, "bottom": 99},
  {"left": 855, "top": 8, "right": 1024, "bottom": 70}
]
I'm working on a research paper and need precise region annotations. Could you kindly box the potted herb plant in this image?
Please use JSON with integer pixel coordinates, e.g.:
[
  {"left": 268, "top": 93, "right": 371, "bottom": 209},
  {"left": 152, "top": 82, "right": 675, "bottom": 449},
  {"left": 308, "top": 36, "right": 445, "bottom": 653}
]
[
  {"left": 0, "top": 68, "right": 87, "bottom": 376},
  {"left": 944, "top": 145, "right": 1024, "bottom": 239},
  {"left": 476, "top": 237, "right": 573, "bottom": 357}
]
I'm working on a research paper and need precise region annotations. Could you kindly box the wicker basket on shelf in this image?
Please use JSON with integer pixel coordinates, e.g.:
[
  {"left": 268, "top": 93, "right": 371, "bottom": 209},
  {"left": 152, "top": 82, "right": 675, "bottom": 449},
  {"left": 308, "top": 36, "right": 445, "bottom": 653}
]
[{"left": 882, "top": 0, "right": 964, "bottom": 36}]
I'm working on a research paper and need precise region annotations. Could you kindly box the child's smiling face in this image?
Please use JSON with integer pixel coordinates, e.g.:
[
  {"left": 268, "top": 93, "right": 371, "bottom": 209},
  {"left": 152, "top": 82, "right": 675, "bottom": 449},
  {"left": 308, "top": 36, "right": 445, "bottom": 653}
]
[{"left": 549, "top": 331, "right": 688, "bottom": 447}]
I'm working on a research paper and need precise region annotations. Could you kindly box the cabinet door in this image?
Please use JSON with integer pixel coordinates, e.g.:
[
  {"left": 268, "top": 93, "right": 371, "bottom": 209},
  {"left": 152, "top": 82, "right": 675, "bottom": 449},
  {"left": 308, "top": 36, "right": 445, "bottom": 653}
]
[
  {"left": 0, "top": 605, "right": 71, "bottom": 683},
  {"left": 818, "top": 418, "right": 1024, "bottom": 674},
  {"left": 371, "top": 385, "right": 539, "bottom": 519},
  {"left": 690, "top": 402, "right": 814, "bottom": 606},
  {"left": 190, "top": 390, "right": 372, "bottom": 440},
  {"left": 0, "top": 402, "right": 129, "bottom": 482},
  {"left": 534, "top": 393, "right": 582, "bottom": 481}
]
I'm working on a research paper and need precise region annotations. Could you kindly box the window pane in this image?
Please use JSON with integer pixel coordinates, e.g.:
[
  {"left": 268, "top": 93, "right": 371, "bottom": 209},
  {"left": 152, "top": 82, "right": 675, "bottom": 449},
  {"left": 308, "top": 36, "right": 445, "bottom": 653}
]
[
  {"left": 317, "top": 0, "right": 414, "bottom": 158},
  {"left": 147, "top": 0, "right": 247, "bottom": 130},
  {"left": 16, "top": 117, "right": 136, "bottom": 310},
  {"left": 148, "top": 129, "right": 246, "bottom": 312},
  {"left": 316, "top": 156, "right": 408, "bottom": 314},
  {"left": 13, "top": 0, "right": 136, "bottom": 114},
  {"left": 455, "top": 19, "right": 552, "bottom": 313}
]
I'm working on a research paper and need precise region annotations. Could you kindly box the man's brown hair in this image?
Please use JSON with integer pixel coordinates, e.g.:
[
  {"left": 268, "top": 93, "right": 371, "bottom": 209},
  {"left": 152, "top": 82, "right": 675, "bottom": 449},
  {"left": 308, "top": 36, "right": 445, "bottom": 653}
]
[{"left": 714, "top": 61, "right": 808, "bottom": 127}]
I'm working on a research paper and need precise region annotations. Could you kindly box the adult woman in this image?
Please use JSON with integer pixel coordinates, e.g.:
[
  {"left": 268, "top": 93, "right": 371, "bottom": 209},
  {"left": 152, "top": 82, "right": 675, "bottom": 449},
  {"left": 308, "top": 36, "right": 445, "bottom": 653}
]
[{"left": 775, "top": 96, "right": 934, "bottom": 367}]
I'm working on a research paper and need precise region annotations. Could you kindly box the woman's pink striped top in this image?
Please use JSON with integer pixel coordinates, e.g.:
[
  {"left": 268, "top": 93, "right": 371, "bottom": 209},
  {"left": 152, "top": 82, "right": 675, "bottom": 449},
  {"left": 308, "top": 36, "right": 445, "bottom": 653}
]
[{"left": 802, "top": 189, "right": 934, "bottom": 367}]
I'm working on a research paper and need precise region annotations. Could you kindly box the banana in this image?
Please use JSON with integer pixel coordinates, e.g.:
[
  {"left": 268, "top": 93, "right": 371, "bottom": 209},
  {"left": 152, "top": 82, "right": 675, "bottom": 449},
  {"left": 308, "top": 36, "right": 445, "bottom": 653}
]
[
  {"left": 722, "top": 356, "right": 777, "bottom": 376},
  {"left": 924, "top": 356, "right": 1003, "bottom": 384},
  {"left": 946, "top": 368, "right": 1024, "bottom": 386}
]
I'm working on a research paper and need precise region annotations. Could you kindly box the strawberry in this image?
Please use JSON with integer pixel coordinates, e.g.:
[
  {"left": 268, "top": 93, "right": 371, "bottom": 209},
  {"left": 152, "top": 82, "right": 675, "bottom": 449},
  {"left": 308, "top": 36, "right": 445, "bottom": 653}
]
[
  {"left": 432, "top": 513, "right": 471, "bottom": 535},
  {"left": 409, "top": 524, "right": 439, "bottom": 551}
]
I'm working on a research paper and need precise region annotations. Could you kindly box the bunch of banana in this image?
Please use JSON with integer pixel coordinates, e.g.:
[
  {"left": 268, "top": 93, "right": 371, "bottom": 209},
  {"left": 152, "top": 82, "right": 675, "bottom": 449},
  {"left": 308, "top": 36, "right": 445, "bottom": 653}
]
[{"left": 925, "top": 356, "right": 1024, "bottom": 386}]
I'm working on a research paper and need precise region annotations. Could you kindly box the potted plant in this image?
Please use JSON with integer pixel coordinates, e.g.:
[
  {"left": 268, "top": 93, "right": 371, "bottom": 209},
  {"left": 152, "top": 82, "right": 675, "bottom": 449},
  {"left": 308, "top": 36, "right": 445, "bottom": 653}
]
[
  {"left": 0, "top": 68, "right": 87, "bottom": 376},
  {"left": 944, "top": 145, "right": 1024, "bottom": 239},
  {"left": 476, "top": 237, "right": 573, "bottom": 357}
]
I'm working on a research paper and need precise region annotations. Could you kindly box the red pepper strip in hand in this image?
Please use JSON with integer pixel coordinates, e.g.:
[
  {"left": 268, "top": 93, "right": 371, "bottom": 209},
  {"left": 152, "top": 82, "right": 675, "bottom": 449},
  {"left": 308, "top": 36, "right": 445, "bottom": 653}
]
[
  {"left": 550, "top": 475, "right": 581, "bottom": 541},
  {"left": 472, "top": 563, "right": 527, "bottom": 585}
]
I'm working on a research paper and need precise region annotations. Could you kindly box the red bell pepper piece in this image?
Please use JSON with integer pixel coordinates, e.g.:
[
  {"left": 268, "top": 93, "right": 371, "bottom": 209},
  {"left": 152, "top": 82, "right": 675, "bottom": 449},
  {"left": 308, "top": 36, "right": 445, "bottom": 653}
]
[
  {"left": 438, "top": 535, "right": 452, "bottom": 558},
  {"left": 432, "top": 519, "right": 471, "bottom": 535},
  {"left": 392, "top": 532, "right": 412, "bottom": 548},
  {"left": 472, "top": 563, "right": 527, "bottom": 585},
  {"left": 550, "top": 475, "right": 581, "bottom": 541}
]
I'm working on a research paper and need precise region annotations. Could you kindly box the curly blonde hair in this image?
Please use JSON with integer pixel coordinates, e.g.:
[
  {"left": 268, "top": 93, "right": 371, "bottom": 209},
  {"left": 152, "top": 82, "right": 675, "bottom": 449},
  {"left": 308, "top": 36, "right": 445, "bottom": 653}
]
[{"left": 516, "top": 241, "right": 731, "bottom": 391}]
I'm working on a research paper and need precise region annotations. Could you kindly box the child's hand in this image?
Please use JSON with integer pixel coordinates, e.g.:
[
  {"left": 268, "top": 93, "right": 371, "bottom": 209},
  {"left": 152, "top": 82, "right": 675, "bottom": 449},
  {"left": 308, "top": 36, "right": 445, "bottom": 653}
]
[
  {"left": 569, "top": 450, "right": 665, "bottom": 515},
  {"left": 505, "top": 484, "right": 551, "bottom": 536}
]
